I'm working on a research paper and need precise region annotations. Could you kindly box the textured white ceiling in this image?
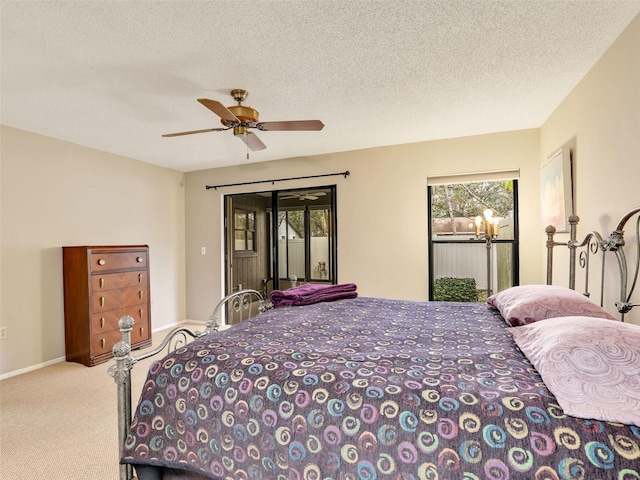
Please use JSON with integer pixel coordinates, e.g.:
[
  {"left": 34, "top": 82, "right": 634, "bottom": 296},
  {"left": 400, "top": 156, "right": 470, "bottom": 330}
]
[{"left": 2, "top": 1, "right": 639, "bottom": 172}]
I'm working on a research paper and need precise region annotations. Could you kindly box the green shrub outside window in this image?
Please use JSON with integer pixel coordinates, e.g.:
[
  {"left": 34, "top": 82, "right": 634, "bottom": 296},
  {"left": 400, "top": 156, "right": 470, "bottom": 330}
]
[{"left": 433, "top": 277, "right": 478, "bottom": 302}]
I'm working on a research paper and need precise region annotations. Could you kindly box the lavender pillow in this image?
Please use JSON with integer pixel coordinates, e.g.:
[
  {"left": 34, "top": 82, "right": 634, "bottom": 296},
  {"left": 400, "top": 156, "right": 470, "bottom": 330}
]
[
  {"left": 487, "top": 284, "right": 617, "bottom": 326},
  {"left": 511, "top": 316, "right": 640, "bottom": 426}
]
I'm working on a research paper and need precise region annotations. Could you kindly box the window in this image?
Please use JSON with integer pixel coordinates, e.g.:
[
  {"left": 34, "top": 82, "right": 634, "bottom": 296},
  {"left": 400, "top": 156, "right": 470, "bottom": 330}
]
[
  {"left": 428, "top": 174, "right": 519, "bottom": 301},
  {"left": 234, "top": 208, "right": 256, "bottom": 252}
]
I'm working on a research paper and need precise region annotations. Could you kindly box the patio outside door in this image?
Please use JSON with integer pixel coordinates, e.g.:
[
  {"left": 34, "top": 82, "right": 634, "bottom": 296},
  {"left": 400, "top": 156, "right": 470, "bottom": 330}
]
[{"left": 224, "top": 186, "right": 337, "bottom": 323}]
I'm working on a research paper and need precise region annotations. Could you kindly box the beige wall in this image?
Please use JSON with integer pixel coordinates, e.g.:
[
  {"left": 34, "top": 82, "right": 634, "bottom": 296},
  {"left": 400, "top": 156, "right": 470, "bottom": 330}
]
[
  {"left": 184, "top": 129, "right": 542, "bottom": 320},
  {"left": 540, "top": 14, "right": 640, "bottom": 324},
  {"left": 0, "top": 126, "right": 187, "bottom": 376}
]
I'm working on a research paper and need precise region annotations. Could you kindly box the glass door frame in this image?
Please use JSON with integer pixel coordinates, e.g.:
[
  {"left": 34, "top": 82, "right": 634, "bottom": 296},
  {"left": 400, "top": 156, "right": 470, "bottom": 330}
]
[{"left": 270, "top": 186, "right": 338, "bottom": 290}]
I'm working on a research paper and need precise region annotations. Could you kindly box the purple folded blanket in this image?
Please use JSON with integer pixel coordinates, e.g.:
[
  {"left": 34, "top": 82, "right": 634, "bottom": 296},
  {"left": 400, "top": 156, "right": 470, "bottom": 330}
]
[{"left": 270, "top": 283, "right": 358, "bottom": 307}]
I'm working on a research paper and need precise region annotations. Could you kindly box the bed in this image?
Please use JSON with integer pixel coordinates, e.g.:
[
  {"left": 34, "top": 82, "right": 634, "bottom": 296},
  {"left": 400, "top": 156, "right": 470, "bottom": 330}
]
[{"left": 110, "top": 207, "right": 640, "bottom": 480}]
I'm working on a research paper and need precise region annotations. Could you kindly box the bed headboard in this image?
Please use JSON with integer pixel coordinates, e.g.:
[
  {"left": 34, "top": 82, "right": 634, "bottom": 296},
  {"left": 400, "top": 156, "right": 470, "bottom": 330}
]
[{"left": 546, "top": 206, "right": 640, "bottom": 321}]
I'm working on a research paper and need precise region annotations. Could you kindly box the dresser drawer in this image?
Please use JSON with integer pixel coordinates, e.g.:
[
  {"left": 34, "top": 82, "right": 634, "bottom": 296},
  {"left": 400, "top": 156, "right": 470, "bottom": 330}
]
[
  {"left": 90, "top": 251, "right": 147, "bottom": 273},
  {"left": 92, "top": 286, "right": 147, "bottom": 312},
  {"left": 122, "top": 304, "right": 149, "bottom": 326},
  {"left": 91, "top": 329, "right": 123, "bottom": 357},
  {"left": 92, "top": 271, "right": 148, "bottom": 291},
  {"left": 91, "top": 317, "right": 150, "bottom": 357},
  {"left": 92, "top": 305, "right": 150, "bottom": 335},
  {"left": 131, "top": 320, "right": 150, "bottom": 345},
  {"left": 91, "top": 310, "right": 121, "bottom": 334},
  {"left": 91, "top": 321, "right": 151, "bottom": 356}
]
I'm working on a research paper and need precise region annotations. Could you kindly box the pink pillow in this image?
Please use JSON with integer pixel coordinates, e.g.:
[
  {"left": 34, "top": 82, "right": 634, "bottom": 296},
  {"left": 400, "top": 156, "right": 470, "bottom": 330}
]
[
  {"left": 487, "top": 284, "right": 617, "bottom": 326},
  {"left": 511, "top": 316, "right": 640, "bottom": 426}
]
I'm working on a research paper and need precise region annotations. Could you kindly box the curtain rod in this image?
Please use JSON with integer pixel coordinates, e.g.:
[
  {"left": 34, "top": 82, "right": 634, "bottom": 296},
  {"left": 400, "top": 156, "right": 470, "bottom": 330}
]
[{"left": 205, "top": 170, "right": 350, "bottom": 190}]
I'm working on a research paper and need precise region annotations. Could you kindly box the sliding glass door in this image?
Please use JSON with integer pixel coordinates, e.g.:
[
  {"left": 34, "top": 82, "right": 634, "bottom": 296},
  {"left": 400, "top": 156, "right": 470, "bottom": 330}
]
[
  {"left": 275, "top": 187, "right": 336, "bottom": 289},
  {"left": 225, "top": 186, "right": 337, "bottom": 304},
  {"left": 273, "top": 187, "right": 337, "bottom": 289}
]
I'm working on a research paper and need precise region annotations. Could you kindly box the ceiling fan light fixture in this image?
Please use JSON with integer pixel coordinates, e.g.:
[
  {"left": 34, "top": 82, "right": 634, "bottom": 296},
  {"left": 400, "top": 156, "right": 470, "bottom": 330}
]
[
  {"left": 225, "top": 104, "right": 259, "bottom": 125},
  {"left": 233, "top": 125, "right": 247, "bottom": 136}
]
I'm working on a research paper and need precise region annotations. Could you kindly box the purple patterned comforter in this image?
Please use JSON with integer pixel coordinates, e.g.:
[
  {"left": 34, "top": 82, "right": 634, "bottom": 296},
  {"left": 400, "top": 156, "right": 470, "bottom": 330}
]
[{"left": 122, "top": 297, "right": 640, "bottom": 479}]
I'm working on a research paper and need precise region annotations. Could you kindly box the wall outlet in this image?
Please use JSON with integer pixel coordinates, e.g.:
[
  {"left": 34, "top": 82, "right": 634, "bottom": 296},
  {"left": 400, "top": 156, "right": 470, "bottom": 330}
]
[
  {"left": 201, "top": 247, "right": 206, "bottom": 255},
  {"left": 0, "top": 327, "right": 7, "bottom": 339}
]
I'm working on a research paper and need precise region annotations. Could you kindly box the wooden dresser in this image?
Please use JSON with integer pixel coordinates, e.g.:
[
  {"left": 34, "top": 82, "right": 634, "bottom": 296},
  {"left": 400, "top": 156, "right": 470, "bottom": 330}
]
[{"left": 62, "top": 245, "right": 151, "bottom": 366}]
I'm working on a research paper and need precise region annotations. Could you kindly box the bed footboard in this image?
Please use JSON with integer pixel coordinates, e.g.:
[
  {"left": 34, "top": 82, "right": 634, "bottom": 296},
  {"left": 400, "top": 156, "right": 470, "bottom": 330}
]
[{"left": 108, "top": 289, "right": 268, "bottom": 480}]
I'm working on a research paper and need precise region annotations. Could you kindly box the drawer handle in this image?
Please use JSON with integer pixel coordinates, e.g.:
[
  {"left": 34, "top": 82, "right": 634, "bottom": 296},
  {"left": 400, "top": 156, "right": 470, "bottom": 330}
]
[
  {"left": 139, "top": 308, "right": 143, "bottom": 318},
  {"left": 101, "top": 338, "right": 106, "bottom": 349},
  {"left": 101, "top": 317, "right": 105, "bottom": 328},
  {"left": 100, "top": 278, "right": 105, "bottom": 288},
  {"left": 140, "top": 327, "right": 144, "bottom": 336},
  {"left": 98, "top": 259, "right": 106, "bottom": 266},
  {"left": 139, "top": 290, "right": 143, "bottom": 299},
  {"left": 137, "top": 257, "right": 144, "bottom": 263},
  {"left": 100, "top": 297, "right": 105, "bottom": 307},
  {"left": 138, "top": 273, "right": 143, "bottom": 283}
]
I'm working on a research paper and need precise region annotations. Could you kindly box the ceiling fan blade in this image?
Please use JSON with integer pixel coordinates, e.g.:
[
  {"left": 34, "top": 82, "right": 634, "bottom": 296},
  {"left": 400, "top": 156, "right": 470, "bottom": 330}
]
[
  {"left": 162, "top": 127, "right": 229, "bottom": 137},
  {"left": 198, "top": 98, "right": 239, "bottom": 123},
  {"left": 239, "top": 132, "right": 267, "bottom": 151},
  {"left": 257, "top": 120, "right": 324, "bottom": 131}
]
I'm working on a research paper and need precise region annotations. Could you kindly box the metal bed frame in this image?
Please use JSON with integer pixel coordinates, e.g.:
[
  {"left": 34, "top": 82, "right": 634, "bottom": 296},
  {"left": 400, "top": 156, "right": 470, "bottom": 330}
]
[
  {"left": 110, "top": 206, "right": 639, "bottom": 480},
  {"left": 108, "top": 289, "right": 269, "bottom": 480},
  {"left": 546, "top": 206, "right": 640, "bottom": 320}
]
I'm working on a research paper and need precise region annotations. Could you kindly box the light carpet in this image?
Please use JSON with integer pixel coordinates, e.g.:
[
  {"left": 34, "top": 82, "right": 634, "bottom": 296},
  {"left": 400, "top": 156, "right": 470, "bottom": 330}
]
[{"left": 0, "top": 323, "right": 206, "bottom": 480}]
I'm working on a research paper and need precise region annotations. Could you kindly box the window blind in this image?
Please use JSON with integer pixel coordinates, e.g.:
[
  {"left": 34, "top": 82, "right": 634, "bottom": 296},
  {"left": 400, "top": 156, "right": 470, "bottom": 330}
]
[{"left": 427, "top": 169, "right": 520, "bottom": 186}]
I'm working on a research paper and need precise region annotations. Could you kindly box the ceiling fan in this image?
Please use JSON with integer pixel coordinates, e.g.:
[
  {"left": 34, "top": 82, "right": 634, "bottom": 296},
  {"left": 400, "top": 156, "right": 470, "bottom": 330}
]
[
  {"left": 162, "top": 89, "right": 324, "bottom": 151},
  {"left": 280, "top": 191, "right": 327, "bottom": 201}
]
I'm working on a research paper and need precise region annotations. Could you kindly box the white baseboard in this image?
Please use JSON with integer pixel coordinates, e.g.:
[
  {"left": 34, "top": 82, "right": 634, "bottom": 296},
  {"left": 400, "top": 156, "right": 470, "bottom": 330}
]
[
  {"left": 152, "top": 319, "right": 206, "bottom": 333},
  {"left": 0, "top": 320, "right": 211, "bottom": 381},
  {"left": 0, "top": 356, "right": 66, "bottom": 381},
  {"left": 181, "top": 319, "right": 208, "bottom": 326}
]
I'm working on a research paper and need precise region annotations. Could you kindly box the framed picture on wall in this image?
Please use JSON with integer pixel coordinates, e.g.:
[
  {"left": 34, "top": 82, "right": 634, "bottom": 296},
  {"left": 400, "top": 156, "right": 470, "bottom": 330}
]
[{"left": 541, "top": 147, "right": 573, "bottom": 232}]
